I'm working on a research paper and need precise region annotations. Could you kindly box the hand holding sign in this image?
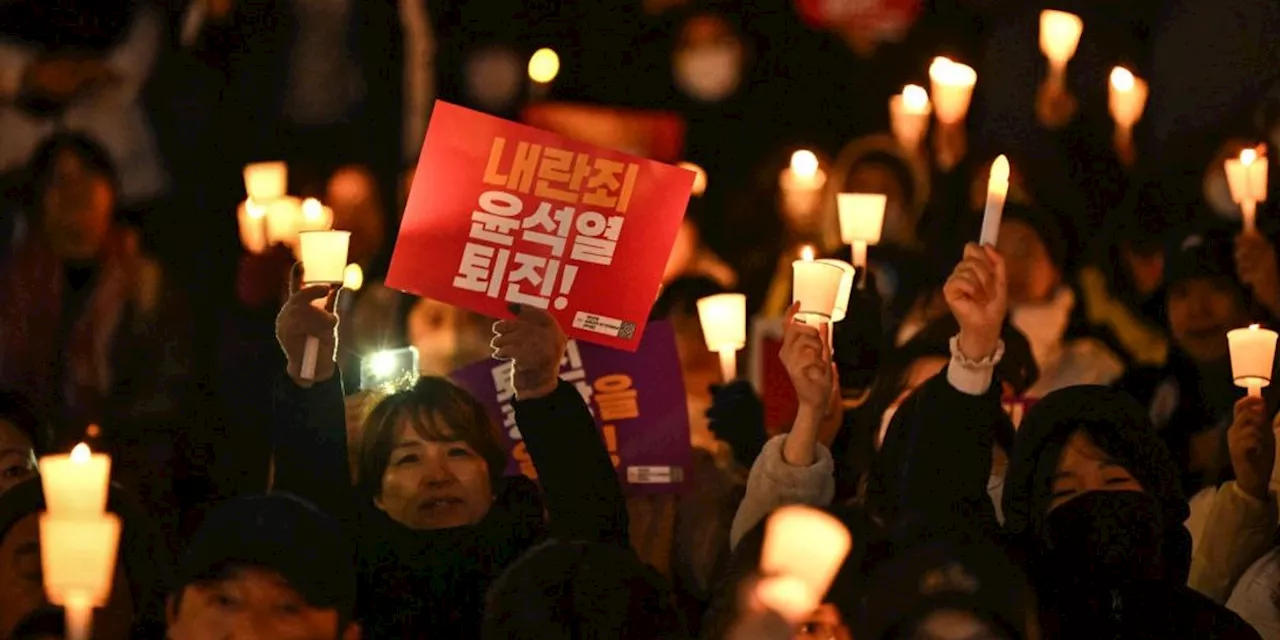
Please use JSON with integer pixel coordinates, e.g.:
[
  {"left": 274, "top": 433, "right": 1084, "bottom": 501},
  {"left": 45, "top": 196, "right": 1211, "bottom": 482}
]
[
  {"left": 277, "top": 284, "right": 340, "bottom": 387},
  {"left": 492, "top": 305, "right": 568, "bottom": 400},
  {"left": 945, "top": 243, "right": 1007, "bottom": 361}
]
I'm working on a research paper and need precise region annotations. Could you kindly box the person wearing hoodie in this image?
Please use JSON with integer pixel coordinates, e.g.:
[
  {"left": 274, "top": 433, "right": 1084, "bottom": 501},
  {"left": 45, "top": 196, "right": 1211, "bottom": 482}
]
[
  {"left": 270, "top": 286, "right": 628, "bottom": 637},
  {"left": 872, "top": 242, "right": 1260, "bottom": 638}
]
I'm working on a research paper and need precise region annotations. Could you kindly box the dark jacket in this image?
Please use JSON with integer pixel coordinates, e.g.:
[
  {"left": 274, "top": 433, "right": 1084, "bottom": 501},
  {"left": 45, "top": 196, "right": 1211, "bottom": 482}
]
[
  {"left": 271, "top": 374, "right": 628, "bottom": 638},
  {"left": 876, "top": 373, "right": 1260, "bottom": 639}
]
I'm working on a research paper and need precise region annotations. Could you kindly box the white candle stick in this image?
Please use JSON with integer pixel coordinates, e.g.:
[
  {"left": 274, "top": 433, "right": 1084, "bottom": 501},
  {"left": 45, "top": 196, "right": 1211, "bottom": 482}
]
[
  {"left": 237, "top": 200, "right": 269, "bottom": 254},
  {"left": 1225, "top": 147, "right": 1270, "bottom": 234},
  {"left": 696, "top": 293, "right": 747, "bottom": 382},
  {"left": 40, "top": 443, "right": 111, "bottom": 519},
  {"left": 40, "top": 513, "right": 122, "bottom": 640},
  {"left": 889, "top": 85, "right": 931, "bottom": 151},
  {"left": 1228, "top": 324, "right": 1278, "bottom": 398},
  {"left": 297, "top": 231, "right": 351, "bottom": 381},
  {"left": 836, "top": 193, "right": 887, "bottom": 287},
  {"left": 981, "top": 155, "right": 1010, "bottom": 246},
  {"left": 1039, "top": 10, "right": 1083, "bottom": 85},
  {"left": 792, "top": 247, "right": 845, "bottom": 324}
]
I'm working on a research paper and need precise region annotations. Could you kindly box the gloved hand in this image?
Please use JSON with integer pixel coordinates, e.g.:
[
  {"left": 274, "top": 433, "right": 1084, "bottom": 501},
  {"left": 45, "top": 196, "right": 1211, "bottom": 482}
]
[{"left": 707, "top": 380, "right": 767, "bottom": 469}]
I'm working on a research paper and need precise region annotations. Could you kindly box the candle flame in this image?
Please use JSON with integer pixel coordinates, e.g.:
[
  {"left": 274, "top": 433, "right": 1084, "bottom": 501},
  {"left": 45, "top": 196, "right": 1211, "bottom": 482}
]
[
  {"left": 1110, "top": 67, "right": 1135, "bottom": 92},
  {"left": 801, "top": 245, "right": 815, "bottom": 261},
  {"left": 929, "top": 57, "right": 976, "bottom": 87},
  {"left": 903, "top": 84, "right": 929, "bottom": 110},
  {"left": 789, "top": 150, "right": 819, "bottom": 179},
  {"left": 528, "top": 47, "right": 560, "bottom": 83},
  {"left": 1242, "top": 148, "right": 1258, "bottom": 166},
  {"left": 990, "top": 155, "right": 1010, "bottom": 184},
  {"left": 303, "top": 198, "right": 324, "bottom": 220},
  {"left": 343, "top": 263, "right": 364, "bottom": 291},
  {"left": 70, "top": 443, "right": 91, "bottom": 463}
]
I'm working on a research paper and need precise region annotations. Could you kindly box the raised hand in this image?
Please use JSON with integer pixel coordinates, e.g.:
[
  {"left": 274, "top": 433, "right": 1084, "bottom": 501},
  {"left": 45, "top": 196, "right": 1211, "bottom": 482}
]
[
  {"left": 1228, "top": 396, "right": 1276, "bottom": 501},
  {"left": 276, "top": 284, "right": 340, "bottom": 387},
  {"left": 490, "top": 304, "right": 568, "bottom": 401},
  {"left": 780, "top": 302, "right": 836, "bottom": 414},
  {"left": 943, "top": 243, "right": 1008, "bottom": 360}
]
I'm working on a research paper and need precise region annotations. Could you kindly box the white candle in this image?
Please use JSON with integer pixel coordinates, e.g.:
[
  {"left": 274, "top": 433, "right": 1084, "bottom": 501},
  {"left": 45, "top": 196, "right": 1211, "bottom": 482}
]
[
  {"left": 817, "top": 259, "right": 856, "bottom": 323},
  {"left": 243, "top": 162, "right": 287, "bottom": 203},
  {"left": 40, "top": 443, "right": 111, "bottom": 519},
  {"left": 792, "top": 247, "right": 845, "bottom": 324},
  {"left": 779, "top": 150, "right": 828, "bottom": 222},
  {"left": 929, "top": 57, "right": 977, "bottom": 125},
  {"left": 760, "top": 505, "right": 852, "bottom": 608},
  {"left": 1108, "top": 67, "right": 1147, "bottom": 130},
  {"left": 755, "top": 575, "right": 819, "bottom": 624},
  {"left": 1226, "top": 148, "right": 1269, "bottom": 233},
  {"left": 40, "top": 513, "right": 122, "bottom": 640},
  {"left": 980, "top": 155, "right": 1010, "bottom": 246},
  {"left": 1228, "top": 324, "right": 1278, "bottom": 398},
  {"left": 836, "top": 193, "right": 887, "bottom": 272},
  {"left": 298, "top": 231, "right": 351, "bottom": 381},
  {"left": 696, "top": 293, "right": 747, "bottom": 382},
  {"left": 1039, "top": 10, "right": 1083, "bottom": 79},
  {"left": 889, "top": 84, "right": 932, "bottom": 151},
  {"left": 237, "top": 200, "right": 269, "bottom": 254}
]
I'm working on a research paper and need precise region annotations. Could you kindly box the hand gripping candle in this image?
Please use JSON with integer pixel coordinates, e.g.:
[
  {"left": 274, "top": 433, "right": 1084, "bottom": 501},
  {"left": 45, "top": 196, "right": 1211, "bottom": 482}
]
[{"left": 980, "top": 155, "right": 1010, "bottom": 247}]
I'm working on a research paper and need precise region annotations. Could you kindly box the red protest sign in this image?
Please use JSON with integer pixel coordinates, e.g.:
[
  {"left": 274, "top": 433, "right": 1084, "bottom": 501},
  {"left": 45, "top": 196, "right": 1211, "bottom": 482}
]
[
  {"left": 388, "top": 102, "right": 696, "bottom": 351},
  {"left": 793, "top": 0, "right": 922, "bottom": 38}
]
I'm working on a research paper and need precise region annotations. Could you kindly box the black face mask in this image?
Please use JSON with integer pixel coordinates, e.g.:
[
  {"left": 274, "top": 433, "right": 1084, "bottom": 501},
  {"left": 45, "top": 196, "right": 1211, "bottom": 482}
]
[{"left": 1042, "top": 490, "right": 1166, "bottom": 588}]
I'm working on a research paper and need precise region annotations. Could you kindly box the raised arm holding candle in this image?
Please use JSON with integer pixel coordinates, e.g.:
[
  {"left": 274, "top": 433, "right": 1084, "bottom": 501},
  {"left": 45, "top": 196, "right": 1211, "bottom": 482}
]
[
  {"left": 1036, "top": 10, "right": 1083, "bottom": 128},
  {"left": 1225, "top": 146, "right": 1270, "bottom": 234},
  {"left": 980, "top": 155, "right": 1010, "bottom": 247},
  {"left": 792, "top": 246, "right": 845, "bottom": 324},
  {"left": 889, "top": 84, "right": 932, "bottom": 152},
  {"left": 1228, "top": 324, "right": 1278, "bottom": 398},
  {"left": 1108, "top": 67, "right": 1148, "bottom": 166},
  {"left": 697, "top": 293, "right": 747, "bottom": 381},
  {"left": 296, "top": 231, "right": 351, "bottom": 381}
]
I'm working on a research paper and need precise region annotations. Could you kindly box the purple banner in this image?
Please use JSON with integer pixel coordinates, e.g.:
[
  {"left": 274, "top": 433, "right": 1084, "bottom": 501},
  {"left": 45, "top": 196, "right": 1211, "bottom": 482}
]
[{"left": 451, "top": 320, "right": 691, "bottom": 495}]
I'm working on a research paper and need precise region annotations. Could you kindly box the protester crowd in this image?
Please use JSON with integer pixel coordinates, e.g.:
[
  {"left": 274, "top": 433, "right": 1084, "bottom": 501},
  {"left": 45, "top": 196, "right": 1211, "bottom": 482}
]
[{"left": 3, "top": 0, "right": 1280, "bottom": 638}]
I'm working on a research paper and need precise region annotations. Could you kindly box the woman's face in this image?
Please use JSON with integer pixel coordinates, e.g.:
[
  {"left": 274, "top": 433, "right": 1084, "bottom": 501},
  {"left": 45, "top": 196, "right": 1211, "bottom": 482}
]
[
  {"left": 375, "top": 420, "right": 494, "bottom": 530},
  {"left": 1047, "top": 431, "right": 1144, "bottom": 514},
  {"left": 795, "top": 603, "right": 853, "bottom": 640},
  {"left": 40, "top": 150, "right": 115, "bottom": 261},
  {"left": 1166, "top": 277, "right": 1248, "bottom": 363},
  {"left": 0, "top": 421, "right": 36, "bottom": 496},
  {"left": 997, "top": 220, "right": 1060, "bottom": 305}
]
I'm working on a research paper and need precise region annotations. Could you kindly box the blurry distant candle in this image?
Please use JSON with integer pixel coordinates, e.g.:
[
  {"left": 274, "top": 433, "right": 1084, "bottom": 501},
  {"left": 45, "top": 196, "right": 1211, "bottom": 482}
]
[
  {"left": 760, "top": 506, "right": 852, "bottom": 619},
  {"left": 779, "top": 150, "right": 827, "bottom": 220},
  {"left": 1228, "top": 324, "right": 1278, "bottom": 398},
  {"left": 677, "top": 161, "right": 708, "bottom": 197},
  {"left": 243, "top": 162, "right": 287, "bottom": 203},
  {"left": 1108, "top": 67, "right": 1148, "bottom": 163},
  {"left": 297, "top": 231, "right": 351, "bottom": 381},
  {"left": 792, "top": 246, "right": 845, "bottom": 324},
  {"left": 40, "top": 443, "right": 110, "bottom": 519},
  {"left": 41, "top": 513, "right": 121, "bottom": 640},
  {"left": 755, "top": 575, "right": 818, "bottom": 624},
  {"left": 298, "top": 198, "right": 334, "bottom": 232},
  {"left": 1039, "top": 10, "right": 1083, "bottom": 83},
  {"left": 816, "top": 259, "right": 856, "bottom": 322},
  {"left": 527, "top": 47, "right": 560, "bottom": 99},
  {"left": 696, "top": 293, "right": 747, "bottom": 381},
  {"left": 237, "top": 199, "right": 269, "bottom": 254},
  {"left": 836, "top": 193, "right": 887, "bottom": 272},
  {"left": 928, "top": 57, "right": 977, "bottom": 125},
  {"left": 1225, "top": 146, "right": 1270, "bottom": 234},
  {"left": 889, "top": 84, "right": 932, "bottom": 151},
  {"left": 343, "top": 263, "right": 364, "bottom": 292},
  {"left": 980, "top": 155, "right": 1010, "bottom": 247}
]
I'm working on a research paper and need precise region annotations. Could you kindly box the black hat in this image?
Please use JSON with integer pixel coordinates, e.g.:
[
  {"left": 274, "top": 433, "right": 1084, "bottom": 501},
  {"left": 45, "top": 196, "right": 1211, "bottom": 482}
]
[
  {"left": 178, "top": 494, "right": 356, "bottom": 617},
  {"left": 1002, "top": 203, "right": 1068, "bottom": 271},
  {"left": 863, "top": 537, "right": 1038, "bottom": 640},
  {"left": 1162, "top": 230, "right": 1240, "bottom": 291}
]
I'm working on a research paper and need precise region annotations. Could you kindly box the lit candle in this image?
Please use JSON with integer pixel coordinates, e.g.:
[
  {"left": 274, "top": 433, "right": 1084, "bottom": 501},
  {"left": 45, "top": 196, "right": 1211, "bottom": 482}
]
[
  {"left": 980, "top": 155, "right": 1010, "bottom": 247},
  {"left": 1108, "top": 67, "right": 1148, "bottom": 164},
  {"left": 889, "top": 84, "right": 932, "bottom": 151},
  {"left": 792, "top": 247, "right": 846, "bottom": 325},
  {"left": 779, "top": 150, "right": 827, "bottom": 221},
  {"left": 237, "top": 200, "right": 269, "bottom": 254},
  {"left": 297, "top": 231, "right": 351, "bottom": 381},
  {"left": 264, "top": 196, "right": 304, "bottom": 247},
  {"left": 696, "top": 293, "right": 747, "bottom": 382},
  {"left": 343, "top": 263, "right": 364, "bottom": 292},
  {"left": 243, "top": 162, "right": 287, "bottom": 203},
  {"left": 836, "top": 193, "right": 887, "bottom": 272},
  {"left": 41, "top": 513, "right": 121, "bottom": 640},
  {"left": 40, "top": 443, "right": 111, "bottom": 519},
  {"left": 755, "top": 575, "right": 819, "bottom": 624},
  {"left": 1225, "top": 147, "right": 1270, "bottom": 234},
  {"left": 760, "top": 506, "right": 852, "bottom": 611},
  {"left": 1228, "top": 324, "right": 1278, "bottom": 398},
  {"left": 928, "top": 57, "right": 977, "bottom": 125},
  {"left": 817, "top": 260, "right": 856, "bottom": 323},
  {"left": 1039, "top": 10, "right": 1083, "bottom": 82},
  {"left": 677, "top": 161, "right": 709, "bottom": 197},
  {"left": 527, "top": 47, "right": 560, "bottom": 99}
]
